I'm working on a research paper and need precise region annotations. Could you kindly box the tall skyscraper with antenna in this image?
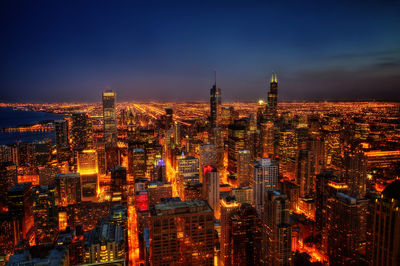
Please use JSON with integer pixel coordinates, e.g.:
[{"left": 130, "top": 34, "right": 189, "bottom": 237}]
[
  {"left": 265, "top": 73, "right": 278, "bottom": 122},
  {"left": 210, "top": 70, "right": 221, "bottom": 128}
]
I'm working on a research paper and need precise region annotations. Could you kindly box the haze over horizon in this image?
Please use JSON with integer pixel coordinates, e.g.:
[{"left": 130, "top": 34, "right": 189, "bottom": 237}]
[{"left": 1, "top": 0, "right": 400, "bottom": 103}]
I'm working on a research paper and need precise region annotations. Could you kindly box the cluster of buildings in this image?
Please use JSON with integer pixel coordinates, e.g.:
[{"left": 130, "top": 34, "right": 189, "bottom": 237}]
[{"left": 0, "top": 75, "right": 400, "bottom": 266}]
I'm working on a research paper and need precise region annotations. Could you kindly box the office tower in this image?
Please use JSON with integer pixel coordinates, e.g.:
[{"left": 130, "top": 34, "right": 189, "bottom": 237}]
[
  {"left": 127, "top": 107, "right": 137, "bottom": 144},
  {"left": 33, "top": 186, "right": 58, "bottom": 245},
  {"left": 34, "top": 139, "right": 52, "bottom": 166},
  {"left": 296, "top": 149, "right": 315, "bottom": 198},
  {"left": 77, "top": 150, "right": 98, "bottom": 201},
  {"left": 131, "top": 148, "right": 146, "bottom": 180},
  {"left": 154, "top": 158, "right": 166, "bottom": 182},
  {"left": 145, "top": 144, "right": 163, "bottom": 179},
  {"left": 147, "top": 181, "right": 172, "bottom": 206},
  {"left": 200, "top": 143, "right": 216, "bottom": 182},
  {"left": 203, "top": 165, "right": 220, "bottom": 216},
  {"left": 111, "top": 165, "right": 127, "bottom": 195},
  {"left": 265, "top": 73, "right": 278, "bottom": 122},
  {"left": 56, "top": 173, "right": 81, "bottom": 206},
  {"left": 54, "top": 119, "right": 70, "bottom": 162},
  {"left": 326, "top": 192, "right": 368, "bottom": 265},
  {"left": 282, "top": 181, "right": 300, "bottom": 213},
  {"left": 211, "top": 126, "right": 225, "bottom": 171},
  {"left": 102, "top": 90, "right": 117, "bottom": 145},
  {"left": 210, "top": 74, "right": 222, "bottom": 128},
  {"left": 221, "top": 106, "right": 238, "bottom": 126},
  {"left": 38, "top": 164, "right": 59, "bottom": 186},
  {"left": 165, "top": 108, "right": 173, "bottom": 130},
  {"left": 220, "top": 196, "right": 240, "bottom": 266},
  {"left": 278, "top": 130, "right": 298, "bottom": 174},
  {"left": 237, "top": 149, "right": 251, "bottom": 187},
  {"left": 251, "top": 158, "right": 279, "bottom": 214},
  {"left": 0, "top": 212, "right": 16, "bottom": 257},
  {"left": 344, "top": 147, "right": 367, "bottom": 198},
  {"left": 178, "top": 155, "right": 199, "bottom": 176},
  {"left": 228, "top": 122, "right": 247, "bottom": 175},
  {"left": 71, "top": 112, "right": 93, "bottom": 152},
  {"left": 260, "top": 120, "right": 275, "bottom": 158},
  {"left": 231, "top": 186, "right": 253, "bottom": 204},
  {"left": 149, "top": 198, "right": 214, "bottom": 265},
  {"left": 0, "top": 162, "right": 17, "bottom": 206},
  {"left": 263, "top": 190, "right": 292, "bottom": 266},
  {"left": 371, "top": 180, "right": 400, "bottom": 266},
  {"left": 7, "top": 182, "right": 34, "bottom": 245},
  {"left": 257, "top": 99, "right": 265, "bottom": 126},
  {"left": 96, "top": 142, "right": 107, "bottom": 175},
  {"left": 230, "top": 204, "right": 263, "bottom": 265},
  {"left": 84, "top": 222, "right": 125, "bottom": 263}
]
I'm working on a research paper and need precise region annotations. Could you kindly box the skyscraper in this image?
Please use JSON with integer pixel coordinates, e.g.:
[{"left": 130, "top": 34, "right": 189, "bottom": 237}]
[
  {"left": 210, "top": 73, "right": 221, "bottom": 128},
  {"left": 265, "top": 73, "right": 278, "bottom": 122},
  {"left": 102, "top": 90, "right": 117, "bottom": 145},
  {"left": 371, "top": 180, "right": 400, "bottom": 266},
  {"left": 251, "top": 158, "right": 279, "bottom": 214},
  {"left": 77, "top": 149, "right": 98, "bottom": 201},
  {"left": 71, "top": 112, "right": 93, "bottom": 152},
  {"left": 263, "top": 190, "right": 292, "bottom": 266},
  {"left": 220, "top": 197, "right": 240, "bottom": 266},
  {"left": 54, "top": 119, "right": 70, "bottom": 162},
  {"left": 56, "top": 173, "right": 81, "bottom": 206},
  {"left": 149, "top": 198, "right": 214, "bottom": 265},
  {"left": 203, "top": 165, "right": 220, "bottom": 217}
]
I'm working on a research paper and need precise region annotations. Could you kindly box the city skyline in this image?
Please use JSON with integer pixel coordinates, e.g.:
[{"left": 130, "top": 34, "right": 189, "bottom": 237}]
[{"left": 1, "top": 1, "right": 400, "bottom": 102}]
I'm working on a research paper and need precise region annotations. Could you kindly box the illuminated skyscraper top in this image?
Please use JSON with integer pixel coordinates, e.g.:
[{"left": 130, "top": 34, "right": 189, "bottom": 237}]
[
  {"left": 210, "top": 71, "right": 221, "bottom": 128},
  {"left": 102, "top": 90, "right": 117, "bottom": 145},
  {"left": 265, "top": 72, "right": 278, "bottom": 122}
]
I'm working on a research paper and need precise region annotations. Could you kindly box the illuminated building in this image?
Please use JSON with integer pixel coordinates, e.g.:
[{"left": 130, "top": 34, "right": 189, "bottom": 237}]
[
  {"left": 77, "top": 150, "right": 98, "bottom": 202},
  {"left": 263, "top": 190, "right": 292, "bottom": 266},
  {"left": 220, "top": 197, "right": 240, "bottom": 266},
  {"left": 84, "top": 222, "right": 125, "bottom": 263},
  {"left": 33, "top": 185, "right": 58, "bottom": 245},
  {"left": 265, "top": 73, "right": 278, "bottom": 122},
  {"left": 296, "top": 149, "right": 315, "bottom": 198},
  {"left": 0, "top": 162, "right": 17, "bottom": 206},
  {"left": 282, "top": 181, "right": 299, "bottom": 213},
  {"left": 364, "top": 150, "right": 400, "bottom": 168},
  {"left": 182, "top": 181, "right": 203, "bottom": 201},
  {"left": 371, "top": 180, "right": 400, "bottom": 266},
  {"left": 66, "top": 202, "right": 112, "bottom": 232},
  {"left": 55, "top": 119, "right": 71, "bottom": 162},
  {"left": 147, "top": 181, "right": 172, "bottom": 206},
  {"left": 257, "top": 99, "right": 265, "bottom": 126},
  {"left": 153, "top": 158, "right": 166, "bottom": 182},
  {"left": 221, "top": 106, "right": 238, "bottom": 126},
  {"left": 228, "top": 122, "right": 247, "bottom": 176},
  {"left": 102, "top": 90, "right": 117, "bottom": 145},
  {"left": 126, "top": 107, "right": 137, "bottom": 144},
  {"left": 230, "top": 186, "right": 253, "bottom": 204},
  {"left": 251, "top": 158, "right": 278, "bottom": 214},
  {"left": 237, "top": 149, "right": 251, "bottom": 187},
  {"left": 0, "top": 212, "right": 16, "bottom": 257},
  {"left": 210, "top": 74, "right": 222, "bottom": 128},
  {"left": 96, "top": 142, "right": 107, "bottom": 175},
  {"left": 130, "top": 148, "right": 146, "bottom": 180},
  {"left": 230, "top": 204, "right": 262, "bottom": 265},
  {"left": 164, "top": 107, "right": 174, "bottom": 130},
  {"left": 200, "top": 143, "right": 216, "bottom": 182},
  {"left": 326, "top": 192, "right": 368, "bottom": 265},
  {"left": 56, "top": 173, "right": 81, "bottom": 206},
  {"left": 344, "top": 147, "right": 367, "bottom": 198},
  {"left": 203, "top": 165, "right": 220, "bottom": 217},
  {"left": 71, "top": 112, "right": 93, "bottom": 152},
  {"left": 178, "top": 155, "right": 199, "bottom": 175},
  {"left": 260, "top": 120, "right": 275, "bottom": 158},
  {"left": 33, "top": 139, "right": 52, "bottom": 166},
  {"left": 145, "top": 144, "right": 162, "bottom": 179},
  {"left": 149, "top": 198, "right": 214, "bottom": 265},
  {"left": 278, "top": 130, "right": 298, "bottom": 175},
  {"left": 111, "top": 165, "right": 126, "bottom": 195},
  {"left": 8, "top": 182, "right": 34, "bottom": 245},
  {"left": 57, "top": 226, "right": 85, "bottom": 265},
  {"left": 38, "top": 164, "right": 59, "bottom": 186}
]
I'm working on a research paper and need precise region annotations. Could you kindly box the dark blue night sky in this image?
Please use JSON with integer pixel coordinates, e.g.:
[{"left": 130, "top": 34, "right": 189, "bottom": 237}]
[{"left": 1, "top": 0, "right": 399, "bottom": 102}]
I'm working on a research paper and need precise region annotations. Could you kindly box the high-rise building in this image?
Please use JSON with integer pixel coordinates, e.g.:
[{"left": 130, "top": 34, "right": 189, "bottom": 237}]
[
  {"left": 326, "top": 192, "right": 368, "bottom": 265},
  {"left": 33, "top": 185, "right": 58, "bottom": 245},
  {"left": 203, "top": 165, "right": 220, "bottom": 217},
  {"left": 77, "top": 150, "right": 98, "bottom": 201},
  {"left": 8, "top": 182, "right": 34, "bottom": 245},
  {"left": 296, "top": 149, "right": 315, "bottom": 198},
  {"left": 228, "top": 122, "right": 247, "bottom": 176},
  {"left": 149, "top": 198, "right": 214, "bottom": 265},
  {"left": 251, "top": 158, "right": 279, "bottom": 214},
  {"left": 278, "top": 130, "right": 298, "bottom": 175},
  {"left": 260, "top": 120, "right": 275, "bottom": 158},
  {"left": 230, "top": 186, "right": 253, "bottom": 205},
  {"left": 200, "top": 143, "right": 217, "bottom": 182},
  {"left": 102, "top": 90, "right": 117, "bottom": 145},
  {"left": 237, "top": 149, "right": 251, "bottom": 187},
  {"left": 265, "top": 73, "right": 278, "bottom": 122},
  {"left": 0, "top": 162, "right": 17, "bottom": 206},
  {"left": 54, "top": 119, "right": 70, "bottom": 162},
  {"left": 130, "top": 148, "right": 146, "bottom": 180},
  {"left": 220, "top": 197, "right": 240, "bottom": 266},
  {"left": 230, "top": 204, "right": 263, "bottom": 265},
  {"left": 178, "top": 156, "right": 199, "bottom": 176},
  {"left": 210, "top": 75, "right": 222, "bottom": 128},
  {"left": 147, "top": 181, "right": 172, "bottom": 206},
  {"left": 371, "top": 180, "right": 400, "bottom": 266},
  {"left": 71, "top": 112, "right": 93, "bottom": 152},
  {"left": 56, "top": 173, "right": 81, "bottom": 206},
  {"left": 263, "top": 190, "right": 292, "bottom": 266},
  {"left": 344, "top": 147, "right": 367, "bottom": 198}
]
